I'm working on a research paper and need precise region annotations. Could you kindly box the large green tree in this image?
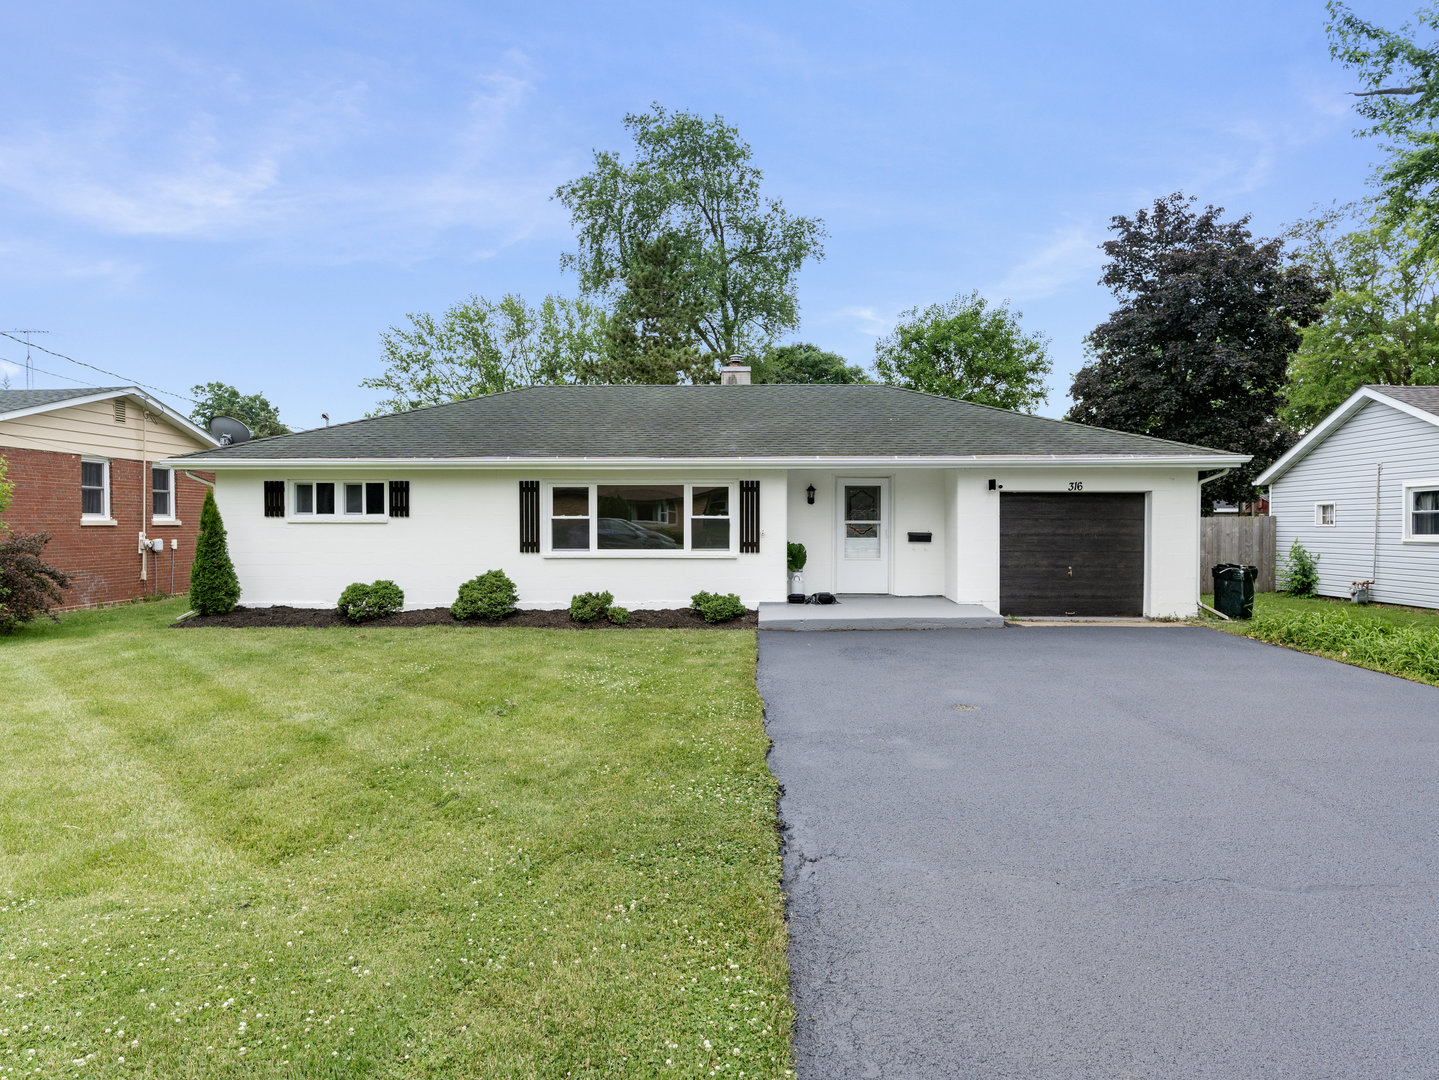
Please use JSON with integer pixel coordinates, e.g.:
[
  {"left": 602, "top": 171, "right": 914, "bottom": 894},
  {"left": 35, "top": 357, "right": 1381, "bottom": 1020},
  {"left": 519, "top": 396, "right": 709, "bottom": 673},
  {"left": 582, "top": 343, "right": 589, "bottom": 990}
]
[
  {"left": 587, "top": 233, "right": 713, "bottom": 384},
  {"left": 1284, "top": 203, "right": 1439, "bottom": 430},
  {"left": 1067, "top": 193, "right": 1329, "bottom": 507},
  {"left": 362, "top": 294, "right": 608, "bottom": 412},
  {"left": 1327, "top": 3, "right": 1439, "bottom": 249},
  {"left": 874, "top": 291, "right": 1051, "bottom": 412},
  {"left": 190, "top": 383, "right": 290, "bottom": 438},
  {"left": 751, "top": 343, "right": 870, "bottom": 384},
  {"left": 554, "top": 104, "right": 826, "bottom": 361}
]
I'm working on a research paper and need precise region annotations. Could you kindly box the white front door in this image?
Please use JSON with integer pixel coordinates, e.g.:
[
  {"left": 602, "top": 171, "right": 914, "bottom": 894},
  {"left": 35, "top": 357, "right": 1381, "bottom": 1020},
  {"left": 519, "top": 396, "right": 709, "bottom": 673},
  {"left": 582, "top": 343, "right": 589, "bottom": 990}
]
[{"left": 835, "top": 478, "right": 889, "bottom": 593}]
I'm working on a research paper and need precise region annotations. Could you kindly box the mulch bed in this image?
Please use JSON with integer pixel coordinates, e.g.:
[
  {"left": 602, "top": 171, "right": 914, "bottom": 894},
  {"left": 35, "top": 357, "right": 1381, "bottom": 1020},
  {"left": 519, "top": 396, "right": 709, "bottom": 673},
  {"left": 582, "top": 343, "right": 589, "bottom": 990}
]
[{"left": 176, "top": 605, "right": 758, "bottom": 630}]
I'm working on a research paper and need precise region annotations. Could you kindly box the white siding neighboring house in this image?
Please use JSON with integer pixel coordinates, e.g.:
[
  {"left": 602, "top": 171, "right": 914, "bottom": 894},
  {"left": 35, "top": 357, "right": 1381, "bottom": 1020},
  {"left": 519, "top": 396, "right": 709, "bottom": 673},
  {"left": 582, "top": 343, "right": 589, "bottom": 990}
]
[
  {"left": 165, "top": 381, "right": 1247, "bottom": 619},
  {"left": 1257, "top": 385, "right": 1439, "bottom": 609}
]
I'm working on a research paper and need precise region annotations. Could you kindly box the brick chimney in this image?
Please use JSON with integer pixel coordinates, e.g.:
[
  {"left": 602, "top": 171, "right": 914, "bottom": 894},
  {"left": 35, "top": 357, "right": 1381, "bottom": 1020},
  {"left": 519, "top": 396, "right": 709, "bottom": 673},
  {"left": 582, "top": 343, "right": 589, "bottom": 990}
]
[{"left": 719, "top": 356, "right": 751, "bottom": 385}]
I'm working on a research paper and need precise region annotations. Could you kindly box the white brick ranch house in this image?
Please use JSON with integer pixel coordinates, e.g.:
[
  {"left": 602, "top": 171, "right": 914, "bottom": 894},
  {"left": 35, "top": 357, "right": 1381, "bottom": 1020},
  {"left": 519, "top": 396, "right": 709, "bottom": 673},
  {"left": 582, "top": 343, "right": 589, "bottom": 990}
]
[{"left": 166, "top": 381, "right": 1247, "bottom": 618}]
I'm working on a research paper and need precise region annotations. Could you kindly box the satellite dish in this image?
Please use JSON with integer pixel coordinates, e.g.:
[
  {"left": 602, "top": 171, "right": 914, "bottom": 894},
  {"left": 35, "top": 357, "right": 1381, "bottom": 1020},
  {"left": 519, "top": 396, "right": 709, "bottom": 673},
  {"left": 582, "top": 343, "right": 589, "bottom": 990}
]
[{"left": 209, "top": 415, "right": 252, "bottom": 446}]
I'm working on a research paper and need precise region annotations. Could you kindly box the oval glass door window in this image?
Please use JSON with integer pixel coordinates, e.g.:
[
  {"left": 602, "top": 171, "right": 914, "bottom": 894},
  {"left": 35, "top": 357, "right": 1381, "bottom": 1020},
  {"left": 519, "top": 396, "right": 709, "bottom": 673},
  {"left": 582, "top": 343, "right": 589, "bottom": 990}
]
[{"left": 844, "top": 485, "right": 881, "bottom": 559}]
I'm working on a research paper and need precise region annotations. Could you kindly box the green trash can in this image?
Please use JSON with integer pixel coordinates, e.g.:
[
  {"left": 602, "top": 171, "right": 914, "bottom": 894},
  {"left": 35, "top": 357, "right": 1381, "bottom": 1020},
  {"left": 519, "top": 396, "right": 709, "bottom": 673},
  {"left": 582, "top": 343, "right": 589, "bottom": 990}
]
[{"left": 1211, "top": 563, "right": 1257, "bottom": 619}]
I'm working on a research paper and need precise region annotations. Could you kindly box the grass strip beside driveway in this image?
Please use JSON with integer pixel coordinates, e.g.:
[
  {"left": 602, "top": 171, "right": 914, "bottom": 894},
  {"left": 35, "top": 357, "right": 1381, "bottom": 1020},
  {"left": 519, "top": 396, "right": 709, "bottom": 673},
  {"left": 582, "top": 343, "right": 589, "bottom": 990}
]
[
  {"left": 0, "top": 600, "right": 792, "bottom": 1078},
  {"left": 1199, "top": 593, "right": 1439, "bottom": 686}
]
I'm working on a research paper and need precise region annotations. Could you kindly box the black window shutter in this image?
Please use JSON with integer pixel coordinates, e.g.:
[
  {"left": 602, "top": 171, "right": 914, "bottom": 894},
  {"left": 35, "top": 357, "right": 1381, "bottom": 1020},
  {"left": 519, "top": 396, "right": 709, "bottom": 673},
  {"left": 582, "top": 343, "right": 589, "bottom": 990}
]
[
  {"left": 739, "top": 480, "right": 760, "bottom": 553},
  {"left": 388, "top": 480, "right": 410, "bottom": 518},
  {"left": 263, "top": 480, "right": 285, "bottom": 518},
  {"left": 519, "top": 480, "right": 540, "bottom": 553}
]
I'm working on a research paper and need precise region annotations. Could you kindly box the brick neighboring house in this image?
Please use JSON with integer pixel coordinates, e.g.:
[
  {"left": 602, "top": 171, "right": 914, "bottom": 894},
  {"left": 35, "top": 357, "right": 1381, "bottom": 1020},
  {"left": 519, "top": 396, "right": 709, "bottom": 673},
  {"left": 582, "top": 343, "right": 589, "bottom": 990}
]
[{"left": 0, "top": 387, "right": 220, "bottom": 608}]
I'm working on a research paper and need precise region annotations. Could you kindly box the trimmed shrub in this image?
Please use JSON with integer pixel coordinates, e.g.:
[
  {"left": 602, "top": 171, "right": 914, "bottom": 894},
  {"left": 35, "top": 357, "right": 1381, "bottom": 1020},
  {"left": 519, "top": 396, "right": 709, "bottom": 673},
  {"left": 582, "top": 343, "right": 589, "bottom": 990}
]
[
  {"left": 337, "top": 579, "right": 405, "bottom": 622},
  {"left": 190, "top": 488, "right": 241, "bottom": 615},
  {"left": 787, "top": 541, "right": 807, "bottom": 573},
  {"left": 691, "top": 590, "right": 746, "bottom": 623},
  {"left": 452, "top": 570, "right": 519, "bottom": 621},
  {"left": 1279, "top": 540, "right": 1320, "bottom": 598},
  {"left": 607, "top": 605, "right": 631, "bottom": 626},
  {"left": 0, "top": 533, "right": 72, "bottom": 634},
  {"left": 569, "top": 590, "right": 613, "bottom": 623}
]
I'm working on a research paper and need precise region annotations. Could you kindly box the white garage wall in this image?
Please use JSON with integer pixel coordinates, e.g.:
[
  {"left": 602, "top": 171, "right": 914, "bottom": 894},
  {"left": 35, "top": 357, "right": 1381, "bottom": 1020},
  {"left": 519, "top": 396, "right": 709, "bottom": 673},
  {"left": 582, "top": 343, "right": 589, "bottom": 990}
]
[
  {"left": 949, "top": 467, "right": 1203, "bottom": 618},
  {"left": 215, "top": 467, "right": 787, "bottom": 610}
]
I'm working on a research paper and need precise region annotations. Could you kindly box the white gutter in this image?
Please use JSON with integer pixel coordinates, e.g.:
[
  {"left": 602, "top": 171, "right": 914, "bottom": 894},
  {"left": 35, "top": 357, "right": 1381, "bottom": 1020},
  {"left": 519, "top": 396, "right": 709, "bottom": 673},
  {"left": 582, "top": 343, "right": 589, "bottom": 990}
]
[
  {"left": 1196, "top": 468, "right": 1233, "bottom": 620},
  {"left": 183, "top": 470, "right": 215, "bottom": 487},
  {"left": 165, "top": 453, "right": 1252, "bottom": 470}
]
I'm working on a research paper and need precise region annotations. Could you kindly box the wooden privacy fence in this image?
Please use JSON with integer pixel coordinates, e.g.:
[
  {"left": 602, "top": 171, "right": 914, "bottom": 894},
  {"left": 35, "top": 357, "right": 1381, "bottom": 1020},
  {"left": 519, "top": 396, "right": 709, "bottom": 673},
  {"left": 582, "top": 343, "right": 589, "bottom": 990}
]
[{"left": 1200, "top": 515, "right": 1276, "bottom": 592}]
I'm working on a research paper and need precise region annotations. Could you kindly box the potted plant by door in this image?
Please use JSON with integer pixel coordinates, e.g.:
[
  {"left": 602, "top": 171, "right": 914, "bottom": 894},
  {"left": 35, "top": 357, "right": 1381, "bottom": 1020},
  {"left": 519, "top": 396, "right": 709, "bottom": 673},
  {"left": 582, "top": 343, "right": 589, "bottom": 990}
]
[{"left": 787, "top": 542, "right": 807, "bottom": 603}]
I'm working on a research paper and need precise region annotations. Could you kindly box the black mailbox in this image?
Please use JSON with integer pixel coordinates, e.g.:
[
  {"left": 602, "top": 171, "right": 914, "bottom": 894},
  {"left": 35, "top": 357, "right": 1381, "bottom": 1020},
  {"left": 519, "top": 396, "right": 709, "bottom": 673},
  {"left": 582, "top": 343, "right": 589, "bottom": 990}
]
[{"left": 907, "top": 531, "right": 933, "bottom": 543}]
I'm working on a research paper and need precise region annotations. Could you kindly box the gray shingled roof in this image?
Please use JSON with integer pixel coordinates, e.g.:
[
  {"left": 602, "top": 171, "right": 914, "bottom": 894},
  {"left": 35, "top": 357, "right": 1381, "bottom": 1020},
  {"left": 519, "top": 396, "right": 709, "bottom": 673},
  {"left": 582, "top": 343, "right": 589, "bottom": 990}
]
[
  {"left": 174, "top": 384, "right": 1237, "bottom": 462},
  {"left": 0, "top": 387, "right": 129, "bottom": 415},
  {"left": 1371, "top": 384, "right": 1439, "bottom": 419}
]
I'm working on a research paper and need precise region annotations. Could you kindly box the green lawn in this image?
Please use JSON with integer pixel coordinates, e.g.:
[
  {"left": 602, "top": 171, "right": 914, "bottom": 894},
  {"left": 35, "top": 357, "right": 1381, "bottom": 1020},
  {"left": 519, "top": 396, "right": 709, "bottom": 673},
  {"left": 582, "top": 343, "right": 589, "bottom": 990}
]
[
  {"left": 1198, "top": 592, "right": 1439, "bottom": 685},
  {"left": 0, "top": 600, "right": 793, "bottom": 1078}
]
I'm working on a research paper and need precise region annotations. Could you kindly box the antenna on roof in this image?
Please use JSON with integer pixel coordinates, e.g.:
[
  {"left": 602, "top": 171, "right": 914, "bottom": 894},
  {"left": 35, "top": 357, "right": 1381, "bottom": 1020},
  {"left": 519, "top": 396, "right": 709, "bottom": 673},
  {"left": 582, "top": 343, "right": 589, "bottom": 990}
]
[
  {"left": 209, "top": 415, "right": 252, "bottom": 447},
  {"left": 2, "top": 329, "right": 48, "bottom": 390}
]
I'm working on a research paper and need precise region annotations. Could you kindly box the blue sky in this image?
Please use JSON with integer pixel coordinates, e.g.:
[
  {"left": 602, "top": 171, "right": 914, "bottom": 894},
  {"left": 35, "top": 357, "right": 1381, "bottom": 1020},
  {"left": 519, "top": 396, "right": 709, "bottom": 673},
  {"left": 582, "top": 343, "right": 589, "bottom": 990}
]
[{"left": 0, "top": 1, "right": 1414, "bottom": 427}]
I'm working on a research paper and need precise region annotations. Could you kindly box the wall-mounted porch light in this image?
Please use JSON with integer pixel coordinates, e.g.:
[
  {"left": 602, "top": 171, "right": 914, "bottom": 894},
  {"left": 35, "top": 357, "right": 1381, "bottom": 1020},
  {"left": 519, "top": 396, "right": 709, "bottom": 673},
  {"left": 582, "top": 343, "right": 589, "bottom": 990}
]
[{"left": 806, "top": 484, "right": 816, "bottom": 505}]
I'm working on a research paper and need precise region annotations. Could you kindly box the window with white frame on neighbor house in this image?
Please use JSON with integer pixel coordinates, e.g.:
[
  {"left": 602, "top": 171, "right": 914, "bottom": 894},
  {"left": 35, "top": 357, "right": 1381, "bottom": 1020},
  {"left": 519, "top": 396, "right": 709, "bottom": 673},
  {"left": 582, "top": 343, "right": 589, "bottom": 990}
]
[
  {"left": 81, "top": 459, "right": 109, "bottom": 518},
  {"left": 1409, "top": 485, "right": 1439, "bottom": 539},
  {"left": 547, "top": 482, "right": 734, "bottom": 552},
  {"left": 152, "top": 466, "right": 175, "bottom": 519},
  {"left": 1315, "top": 502, "right": 1335, "bottom": 527}
]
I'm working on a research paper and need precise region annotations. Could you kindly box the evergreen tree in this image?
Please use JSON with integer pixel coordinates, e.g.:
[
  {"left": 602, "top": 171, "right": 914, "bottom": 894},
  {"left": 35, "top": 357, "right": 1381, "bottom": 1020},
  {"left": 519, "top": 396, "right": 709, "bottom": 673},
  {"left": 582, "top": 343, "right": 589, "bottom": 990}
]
[{"left": 190, "top": 488, "right": 241, "bottom": 615}]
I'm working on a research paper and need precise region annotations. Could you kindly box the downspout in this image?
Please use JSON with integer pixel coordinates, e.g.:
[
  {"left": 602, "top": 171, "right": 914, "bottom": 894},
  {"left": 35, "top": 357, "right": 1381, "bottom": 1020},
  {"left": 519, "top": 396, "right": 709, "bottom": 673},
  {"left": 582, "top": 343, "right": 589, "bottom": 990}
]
[
  {"left": 1371, "top": 463, "right": 1383, "bottom": 586},
  {"left": 184, "top": 470, "right": 215, "bottom": 488},
  {"left": 1197, "top": 468, "right": 1232, "bottom": 620},
  {"left": 139, "top": 405, "right": 148, "bottom": 586}
]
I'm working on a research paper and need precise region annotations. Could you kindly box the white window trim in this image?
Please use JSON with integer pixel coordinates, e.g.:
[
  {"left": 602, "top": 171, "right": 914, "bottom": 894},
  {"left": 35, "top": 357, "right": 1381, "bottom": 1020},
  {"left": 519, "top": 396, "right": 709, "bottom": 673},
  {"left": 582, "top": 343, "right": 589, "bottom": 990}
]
[
  {"left": 1401, "top": 478, "right": 1439, "bottom": 543},
  {"left": 1314, "top": 501, "right": 1336, "bottom": 527},
  {"left": 542, "top": 480, "right": 739, "bottom": 558},
  {"left": 81, "top": 457, "right": 110, "bottom": 521},
  {"left": 288, "top": 480, "right": 389, "bottom": 523},
  {"left": 151, "top": 465, "right": 179, "bottom": 524}
]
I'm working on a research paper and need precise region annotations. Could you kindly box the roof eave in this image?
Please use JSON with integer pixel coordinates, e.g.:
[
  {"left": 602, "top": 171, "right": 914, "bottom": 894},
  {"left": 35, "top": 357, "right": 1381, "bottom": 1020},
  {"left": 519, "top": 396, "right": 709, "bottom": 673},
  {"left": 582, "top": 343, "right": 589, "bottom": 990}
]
[{"left": 166, "top": 452, "right": 1251, "bottom": 470}]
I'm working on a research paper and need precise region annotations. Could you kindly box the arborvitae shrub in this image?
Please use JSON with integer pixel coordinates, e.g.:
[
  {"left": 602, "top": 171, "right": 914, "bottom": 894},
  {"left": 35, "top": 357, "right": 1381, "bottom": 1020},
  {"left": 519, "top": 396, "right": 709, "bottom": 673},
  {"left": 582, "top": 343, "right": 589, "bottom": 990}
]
[{"left": 190, "top": 489, "right": 241, "bottom": 615}]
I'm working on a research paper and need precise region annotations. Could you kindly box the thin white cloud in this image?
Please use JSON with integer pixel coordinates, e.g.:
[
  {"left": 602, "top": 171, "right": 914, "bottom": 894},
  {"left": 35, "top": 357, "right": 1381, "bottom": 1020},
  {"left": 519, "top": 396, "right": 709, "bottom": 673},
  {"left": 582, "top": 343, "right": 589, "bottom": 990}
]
[
  {"left": 991, "top": 224, "right": 1106, "bottom": 302},
  {"left": 832, "top": 305, "right": 895, "bottom": 336},
  {"left": 0, "top": 239, "right": 142, "bottom": 286},
  {"left": 0, "top": 48, "right": 563, "bottom": 264}
]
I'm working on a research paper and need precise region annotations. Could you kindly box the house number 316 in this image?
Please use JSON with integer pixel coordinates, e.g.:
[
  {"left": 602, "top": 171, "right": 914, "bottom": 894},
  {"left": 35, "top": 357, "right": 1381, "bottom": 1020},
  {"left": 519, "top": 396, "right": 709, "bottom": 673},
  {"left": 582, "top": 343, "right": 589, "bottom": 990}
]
[{"left": 1068, "top": 481, "right": 1084, "bottom": 491}]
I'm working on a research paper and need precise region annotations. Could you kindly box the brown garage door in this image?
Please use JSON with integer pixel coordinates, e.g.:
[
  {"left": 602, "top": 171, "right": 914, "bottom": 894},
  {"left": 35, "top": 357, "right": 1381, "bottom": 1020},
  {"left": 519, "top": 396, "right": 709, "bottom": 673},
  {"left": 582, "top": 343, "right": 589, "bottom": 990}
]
[{"left": 1000, "top": 493, "right": 1145, "bottom": 616}]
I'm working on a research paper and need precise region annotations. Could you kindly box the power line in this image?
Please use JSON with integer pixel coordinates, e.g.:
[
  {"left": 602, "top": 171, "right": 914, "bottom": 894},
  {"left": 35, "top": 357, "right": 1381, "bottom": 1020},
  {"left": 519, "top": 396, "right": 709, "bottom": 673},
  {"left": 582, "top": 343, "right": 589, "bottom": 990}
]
[{"left": 0, "top": 331, "right": 199, "bottom": 406}]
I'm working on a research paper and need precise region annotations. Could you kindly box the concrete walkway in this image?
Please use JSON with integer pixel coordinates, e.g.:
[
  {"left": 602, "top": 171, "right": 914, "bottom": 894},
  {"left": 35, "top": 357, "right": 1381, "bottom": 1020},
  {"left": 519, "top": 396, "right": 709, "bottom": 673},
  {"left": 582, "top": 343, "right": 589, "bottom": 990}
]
[
  {"left": 761, "top": 627, "right": 1439, "bottom": 1079},
  {"left": 758, "top": 594, "right": 1004, "bottom": 630}
]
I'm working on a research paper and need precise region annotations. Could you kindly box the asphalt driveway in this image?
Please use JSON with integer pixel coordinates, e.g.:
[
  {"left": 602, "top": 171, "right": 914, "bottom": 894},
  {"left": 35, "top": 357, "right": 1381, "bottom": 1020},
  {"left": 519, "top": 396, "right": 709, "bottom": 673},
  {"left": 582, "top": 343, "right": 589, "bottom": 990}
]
[{"left": 759, "top": 626, "right": 1439, "bottom": 1079}]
